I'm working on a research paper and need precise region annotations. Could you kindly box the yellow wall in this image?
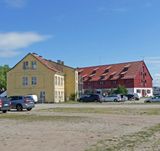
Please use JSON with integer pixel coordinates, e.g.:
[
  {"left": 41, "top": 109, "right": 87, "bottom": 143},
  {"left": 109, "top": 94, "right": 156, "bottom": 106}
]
[
  {"left": 46, "top": 61, "right": 78, "bottom": 100},
  {"left": 7, "top": 54, "right": 56, "bottom": 102},
  {"left": 63, "top": 67, "right": 78, "bottom": 100}
]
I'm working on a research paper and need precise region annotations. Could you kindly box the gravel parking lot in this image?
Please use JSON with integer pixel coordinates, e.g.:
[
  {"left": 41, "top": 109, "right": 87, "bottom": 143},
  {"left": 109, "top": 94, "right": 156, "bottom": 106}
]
[{"left": 0, "top": 102, "right": 160, "bottom": 151}]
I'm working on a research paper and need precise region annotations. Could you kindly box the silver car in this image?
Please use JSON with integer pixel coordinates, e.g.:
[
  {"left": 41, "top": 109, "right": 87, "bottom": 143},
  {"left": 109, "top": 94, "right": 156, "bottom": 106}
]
[
  {"left": 145, "top": 96, "right": 160, "bottom": 103},
  {"left": 8, "top": 96, "right": 35, "bottom": 111},
  {"left": 102, "top": 95, "right": 122, "bottom": 102}
]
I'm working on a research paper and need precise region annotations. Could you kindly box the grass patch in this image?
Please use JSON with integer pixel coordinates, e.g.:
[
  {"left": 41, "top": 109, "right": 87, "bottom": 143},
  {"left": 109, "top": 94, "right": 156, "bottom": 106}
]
[
  {"left": 39, "top": 107, "right": 160, "bottom": 115},
  {"left": 0, "top": 114, "right": 85, "bottom": 122},
  {"left": 86, "top": 124, "right": 160, "bottom": 151},
  {"left": 62, "top": 100, "right": 79, "bottom": 104}
]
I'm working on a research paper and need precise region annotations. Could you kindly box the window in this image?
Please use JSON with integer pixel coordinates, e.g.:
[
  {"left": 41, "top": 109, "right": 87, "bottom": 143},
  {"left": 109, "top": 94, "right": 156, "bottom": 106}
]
[
  {"left": 32, "top": 77, "right": 37, "bottom": 85},
  {"left": 59, "top": 91, "right": 61, "bottom": 98},
  {"left": 137, "top": 89, "right": 141, "bottom": 93},
  {"left": 143, "top": 66, "right": 145, "bottom": 72},
  {"left": 112, "top": 80, "right": 117, "bottom": 84},
  {"left": 147, "top": 90, "right": 151, "bottom": 94},
  {"left": 99, "top": 81, "right": 104, "bottom": 85},
  {"left": 58, "top": 77, "right": 60, "bottom": 86},
  {"left": 61, "top": 91, "right": 64, "bottom": 98},
  {"left": 23, "top": 61, "right": 29, "bottom": 69},
  {"left": 22, "top": 77, "right": 28, "bottom": 86},
  {"left": 55, "top": 76, "right": 57, "bottom": 85},
  {"left": 61, "top": 77, "right": 63, "bottom": 86},
  {"left": 31, "top": 61, "right": 37, "bottom": 70}
]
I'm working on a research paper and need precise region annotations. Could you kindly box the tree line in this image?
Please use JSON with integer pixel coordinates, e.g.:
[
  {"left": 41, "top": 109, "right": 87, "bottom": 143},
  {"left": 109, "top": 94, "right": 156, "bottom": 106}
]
[{"left": 0, "top": 65, "right": 10, "bottom": 92}]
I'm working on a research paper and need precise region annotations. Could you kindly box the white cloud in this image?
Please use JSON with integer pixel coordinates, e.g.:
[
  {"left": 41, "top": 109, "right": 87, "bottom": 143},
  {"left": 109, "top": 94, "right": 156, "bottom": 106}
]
[
  {"left": 0, "top": 32, "right": 50, "bottom": 58},
  {"left": 145, "top": 57, "right": 160, "bottom": 64},
  {"left": 0, "top": 50, "right": 20, "bottom": 58},
  {"left": 4, "top": 0, "right": 27, "bottom": 8}
]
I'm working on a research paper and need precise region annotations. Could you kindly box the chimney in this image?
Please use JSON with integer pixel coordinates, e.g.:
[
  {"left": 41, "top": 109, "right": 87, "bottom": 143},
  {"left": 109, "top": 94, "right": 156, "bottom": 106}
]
[{"left": 57, "top": 60, "right": 64, "bottom": 65}]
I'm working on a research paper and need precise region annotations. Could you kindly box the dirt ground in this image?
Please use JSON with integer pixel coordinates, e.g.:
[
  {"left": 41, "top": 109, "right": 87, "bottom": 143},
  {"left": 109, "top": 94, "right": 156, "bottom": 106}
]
[{"left": 0, "top": 103, "right": 160, "bottom": 151}]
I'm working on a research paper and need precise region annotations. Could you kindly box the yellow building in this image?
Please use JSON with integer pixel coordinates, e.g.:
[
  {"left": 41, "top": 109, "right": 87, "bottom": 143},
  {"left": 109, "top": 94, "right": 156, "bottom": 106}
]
[{"left": 7, "top": 53, "right": 78, "bottom": 103}]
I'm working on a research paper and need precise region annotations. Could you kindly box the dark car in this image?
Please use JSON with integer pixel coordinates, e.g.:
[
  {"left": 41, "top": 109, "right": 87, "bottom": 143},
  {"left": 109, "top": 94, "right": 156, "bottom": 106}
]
[
  {"left": 125, "top": 94, "right": 140, "bottom": 101},
  {"left": 0, "top": 97, "right": 10, "bottom": 113},
  {"left": 78, "top": 94, "right": 102, "bottom": 102},
  {"left": 8, "top": 96, "right": 35, "bottom": 111}
]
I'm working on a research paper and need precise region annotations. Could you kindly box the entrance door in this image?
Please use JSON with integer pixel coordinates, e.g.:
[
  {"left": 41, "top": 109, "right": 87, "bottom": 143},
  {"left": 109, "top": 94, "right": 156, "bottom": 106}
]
[
  {"left": 142, "top": 90, "right": 146, "bottom": 97},
  {"left": 40, "top": 91, "right": 45, "bottom": 103}
]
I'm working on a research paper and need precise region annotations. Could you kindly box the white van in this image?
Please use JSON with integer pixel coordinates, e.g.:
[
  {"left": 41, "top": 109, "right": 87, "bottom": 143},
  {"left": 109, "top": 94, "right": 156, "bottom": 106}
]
[{"left": 27, "top": 95, "right": 38, "bottom": 103}]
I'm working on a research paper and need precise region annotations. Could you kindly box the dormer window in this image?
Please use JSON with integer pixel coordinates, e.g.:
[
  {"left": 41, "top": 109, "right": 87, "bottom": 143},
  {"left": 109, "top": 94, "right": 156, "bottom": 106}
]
[
  {"left": 103, "top": 66, "right": 111, "bottom": 74},
  {"left": 78, "top": 69, "right": 83, "bottom": 74},
  {"left": 123, "top": 64, "right": 131, "bottom": 72},
  {"left": 23, "top": 61, "right": 29, "bottom": 70},
  {"left": 100, "top": 75, "right": 105, "bottom": 80},
  {"left": 90, "top": 67, "right": 99, "bottom": 75},
  {"left": 120, "top": 71, "right": 127, "bottom": 78},
  {"left": 91, "top": 70, "right": 96, "bottom": 75},
  {"left": 109, "top": 72, "right": 116, "bottom": 78}
]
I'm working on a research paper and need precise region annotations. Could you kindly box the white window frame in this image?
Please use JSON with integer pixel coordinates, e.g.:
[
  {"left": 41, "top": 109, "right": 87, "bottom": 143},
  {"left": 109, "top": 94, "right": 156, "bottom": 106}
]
[
  {"left": 22, "top": 77, "right": 28, "bottom": 86},
  {"left": 31, "top": 61, "right": 37, "bottom": 70},
  {"left": 32, "top": 77, "right": 37, "bottom": 85},
  {"left": 23, "top": 61, "right": 29, "bottom": 70}
]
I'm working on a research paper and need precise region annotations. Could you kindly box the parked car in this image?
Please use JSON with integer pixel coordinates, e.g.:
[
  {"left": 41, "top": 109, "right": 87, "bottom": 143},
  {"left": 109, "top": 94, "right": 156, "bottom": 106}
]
[
  {"left": 145, "top": 96, "right": 160, "bottom": 103},
  {"left": 78, "top": 94, "right": 102, "bottom": 102},
  {"left": 125, "top": 93, "right": 140, "bottom": 101},
  {"left": 101, "top": 94, "right": 122, "bottom": 102},
  {"left": 8, "top": 96, "right": 35, "bottom": 111},
  {"left": 0, "top": 97, "right": 10, "bottom": 113},
  {"left": 26, "top": 94, "right": 38, "bottom": 103}
]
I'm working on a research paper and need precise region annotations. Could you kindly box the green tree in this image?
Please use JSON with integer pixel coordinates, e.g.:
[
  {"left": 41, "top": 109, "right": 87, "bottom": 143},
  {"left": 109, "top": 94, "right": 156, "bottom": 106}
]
[
  {"left": 113, "top": 85, "right": 128, "bottom": 95},
  {"left": 0, "top": 65, "right": 10, "bottom": 91}
]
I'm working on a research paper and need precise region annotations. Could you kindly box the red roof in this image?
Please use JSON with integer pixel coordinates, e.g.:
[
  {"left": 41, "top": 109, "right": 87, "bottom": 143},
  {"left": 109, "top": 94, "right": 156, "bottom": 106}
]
[
  {"left": 32, "top": 53, "right": 61, "bottom": 72},
  {"left": 78, "top": 61, "right": 145, "bottom": 82}
]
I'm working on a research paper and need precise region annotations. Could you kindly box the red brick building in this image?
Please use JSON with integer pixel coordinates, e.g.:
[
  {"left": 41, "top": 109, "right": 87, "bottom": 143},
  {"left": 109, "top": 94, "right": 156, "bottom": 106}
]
[{"left": 78, "top": 61, "right": 153, "bottom": 97}]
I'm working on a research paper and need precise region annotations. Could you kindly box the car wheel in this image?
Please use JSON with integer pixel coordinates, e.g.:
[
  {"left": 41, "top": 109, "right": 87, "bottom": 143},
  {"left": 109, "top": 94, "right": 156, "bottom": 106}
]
[
  {"left": 16, "top": 104, "right": 23, "bottom": 111},
  {"left": 114, "top": 99, "right": 118, "bottom": 102},
  {"left": 27, "top": 108, "right": 32, "bottom": 111},
  {"left": 2, "top": 110, "right": 7, "bottom": 113}
]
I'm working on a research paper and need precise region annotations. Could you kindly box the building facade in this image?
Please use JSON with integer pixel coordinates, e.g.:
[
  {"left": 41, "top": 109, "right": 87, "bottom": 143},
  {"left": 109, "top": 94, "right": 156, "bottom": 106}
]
[
  {"left": 7, "top": 53, "right": 78, "bottom": 103},
  {"left": 78, "top": 61, "right": 153, "bottom": 97}
]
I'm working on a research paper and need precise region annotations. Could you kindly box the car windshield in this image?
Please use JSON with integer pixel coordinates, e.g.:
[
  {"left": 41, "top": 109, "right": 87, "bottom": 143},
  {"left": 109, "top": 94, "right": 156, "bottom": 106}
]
[{"left": 108, "top": 95, "right": 116, "bottom": 97}]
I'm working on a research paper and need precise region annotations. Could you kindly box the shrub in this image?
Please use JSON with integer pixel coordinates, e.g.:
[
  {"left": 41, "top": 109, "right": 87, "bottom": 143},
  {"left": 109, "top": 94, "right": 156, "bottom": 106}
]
[{"left": 113, "top": 85, "right": 128, "bottom": 95}]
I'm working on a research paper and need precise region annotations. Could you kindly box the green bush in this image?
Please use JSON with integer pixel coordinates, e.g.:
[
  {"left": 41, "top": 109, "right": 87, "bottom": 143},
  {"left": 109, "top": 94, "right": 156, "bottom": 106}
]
[
  {"left": 69, "top": 93, "right": 77, "bottom": 101},
  {"left": 113, "top": 85, "right": 128, "bottom": 95}
]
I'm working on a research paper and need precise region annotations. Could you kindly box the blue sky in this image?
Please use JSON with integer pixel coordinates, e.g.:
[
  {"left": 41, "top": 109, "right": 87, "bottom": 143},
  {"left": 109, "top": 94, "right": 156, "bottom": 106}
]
[{"left": 0, "top": 0, "right": 160, "bottom": 85}]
